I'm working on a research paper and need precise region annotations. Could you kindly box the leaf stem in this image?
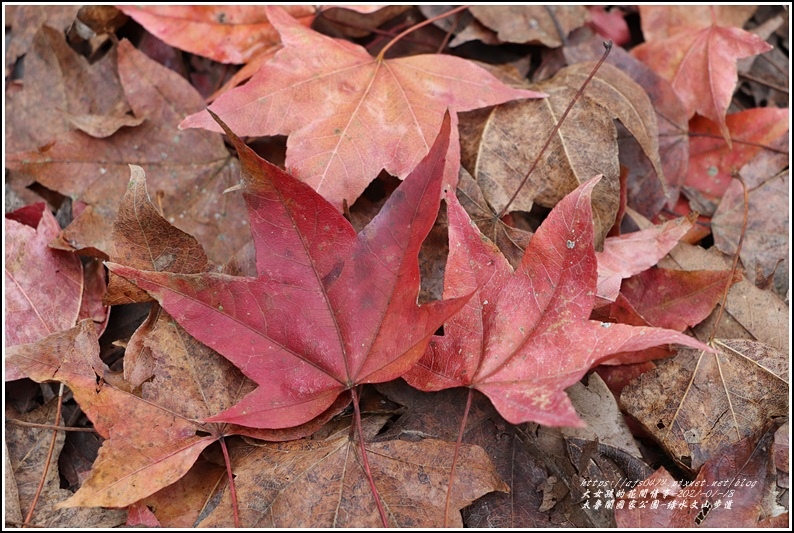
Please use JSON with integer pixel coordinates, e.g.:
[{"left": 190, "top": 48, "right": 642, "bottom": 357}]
[
  {"left": 495, "top": 40, "right": 613, "bottom": 220},
  {"left": 444, "top": 387, "right": 473, "bottom": 528},
  {"left": 219, "top": 437, "right": 240, "bottom": 528},
  {"left": 376, "top": 5, "right": 470, "bottom": 61},
  {"left": 708, "top": 174, "right": 749, "bottom": 345},
  {"left": 351, "top": 386, "right": 389, "bottom": 527},
  {"left": 23, "top": 383, "right": 65, "bottom": 527},
  {"left": 6, "top": 419, "right": 96, "bottom": 432}
]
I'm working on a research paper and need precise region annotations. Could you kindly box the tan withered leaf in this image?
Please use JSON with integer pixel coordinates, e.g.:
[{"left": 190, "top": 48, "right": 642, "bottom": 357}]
[
  {"left": 621, "top": 339, "right": 788, "bottom": 472},
  {"left": 105, "top": 166, "right": 212, "bottom": 306},
  {"left": 469, "top": 5, "right": 588, "bottom": 47},
  {"left": 198, "top": 417, "right": 507, "bottom": 528},
  {"left": 462, "top": 61, "right": 661, "bottom": 246},
  {"left": 6, "top": 39, "right": 248, "bottom": 264},
  {"left": 657, "top": 240, "right": 789, "bottom": 354},
  {"left": 5, "top": 400, "right": 126, "bottom": 528},
  {"left": 4, "top": 319, "right": 346, "bottom": 509}
]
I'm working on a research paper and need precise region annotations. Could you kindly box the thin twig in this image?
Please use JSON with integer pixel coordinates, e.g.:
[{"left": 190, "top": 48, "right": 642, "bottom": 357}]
[
  {"left": 496, "top": 40, "right": 613, "bottom": 219},
  {"left": 23, "top": 383, "right": 65, "bottom": 527},
  {"left": 708, "top": 174, "right": 749, "bottom": 344},
  {"left": 7, "top": 419, "right": 97, "bottom": 432},
  {"left": 377, "top": 5, "right": 469, "bottom": 60}
]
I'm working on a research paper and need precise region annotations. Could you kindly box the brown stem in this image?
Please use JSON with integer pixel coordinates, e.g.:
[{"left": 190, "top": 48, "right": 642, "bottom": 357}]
[
  {"left": 739, "top": 71, "right": 789, "bottom": 94},
  {"left": 6, "top": 419, "right": 97, "bottom": 432},
  {"left": 351, "top": 386, "right": 389, "bottom": 527},
  {"left": 444, "top": 387, "right": 473, "bottom": 528},
  {"left": 708, "top": 174, "right": 748, "bottom": 344},
  {"left": 376, "top": 5, "right": 469, "bottom": 60},
  {"left": 219, "top": 436, "right": 240, "bottom": 528},
  {"left": 23, "top": 383, "right": 65, "bottom": 527},
  {"left": 496, "top": 40, "right": 613, "bottom": 219}
]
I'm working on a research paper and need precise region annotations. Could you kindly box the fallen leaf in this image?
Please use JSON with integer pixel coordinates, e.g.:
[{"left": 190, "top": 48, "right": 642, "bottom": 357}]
[
  {"left": 77, "top": 258, "right": 109, "bottom": 336},
  {"left": 5, "top": 25, "right": 127, "bottom": 155},
  {"left": 314, "top": 5, "right": 412, "bottom": 39},
  {"left": 4, "top": 399, "right": 126, "bottom": 528},
  {"left": 638, "top": 5, "right": 758, "bottom": 42},
  {"left": 196, "top": 417, "right": 507, "bottom": 527},
  {"left": 586, "top": 6, "right": 630, "bottom": 46},
  {"left": 108, "top": 113, "right": 468, "bottom": 429},
  {"left": 5, "top": 5, "right": 81, "bottom": 75},
  {"left": 181, "top": 6, "right": 540, "bottom": 210},
  {"left": 5, "top": 204, "right": 83, "bottom": 346},
  {"left": 462, "top": 60, "right": 662, "bottom": 246},
  {"left": 632, "top": 22, "right": 772, "bottom": 144},
  {"left": 595, "top": 213, "right": 695, "bottom": 302},
  {"left": 621, "top": 339, "right": 788, "bottom": 472},
  {"left": 404, "top": 178, "right": 709, "bottom": 427},
  {"left": 468, "top": 5, "right": 588, "bottom": 47},
  {"left": 118, "top": 5, "right": 316, "bottom": 63},
  {"left": 620, "top": 267, "right": 742, "bottom": 330},
  {"left": 685, "top": 108, "right": 789, "bottom": 200},
  {"left": 138, "top": 458, "right": 227, "bottom": 528},
  {"left": 456, "top": 166, "right": 532, "bottom": 269},
  {"left": 712, "top": 172, "right": 789, "bottom": 291},
  {"left": 658, "top": 239, "right": 789, "bottom": 353},
  {"left": 615, "top": 424, "right": 785, "bottom": 527},
  {"left": 373, "top": 380, "right": 576, "bottom": 527},
  {"left": 6, "top": 39, "right": 249, "bottom": 264},
  {"left": 419, "top": 5, "right": 500, "bottom": 48},
  {"left": 104, "top": 166, "right": 211, "bottom": 306},
  {"left": 564, "top": 39, "right": 690, "bottom": 214}
]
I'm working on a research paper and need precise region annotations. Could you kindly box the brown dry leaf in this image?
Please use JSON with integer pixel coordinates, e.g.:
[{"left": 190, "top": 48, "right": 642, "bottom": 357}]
[
  {"left": 621, "top": 339, "right": 788, "bottom": 472},
  {"left": 5, "top": 318, "right": 345, "bottom": 509},
  {"left": 5, "top": 26, "right": 128, "bottom": 155},
  {"left": 105, "top": 166, "right": 212, "bottom": 306},
  {"left": 462, "top": 61, "right": 661, "bottom": 246},
  {"left": 712, "top": 143, "right": 789, "bottom": 290},
  {"left": 197, "top": 416, "right": 507, "bottom": 527},
  {"left": 315, "top": 5, "right": 412, "bottom": 38},
  {"left": 456, "top": 167, "right": 532, "bottom": 269},
  {"left": 564, "top": 38, "right": 690, "bottom": 215},
  {"left": 638, "top": 212, "right": 789, "bottom": 353},
  {"left": 6, "top": 39, "right": 249, "bottom": 264},
  {"left": 138, "top": 457, "right": 227, "bottom": 528},
  {"left": 469, "top": 5, "right": 588, "bottom": 47},
  {"left": 5, "top": 400, "right": 126, "bottom": 528},
  {"left": 5, "top": 5, "right": 81, "bottom": 75},
  {"left": 615, "top": 423, "right": 785, "bottom": 527}
]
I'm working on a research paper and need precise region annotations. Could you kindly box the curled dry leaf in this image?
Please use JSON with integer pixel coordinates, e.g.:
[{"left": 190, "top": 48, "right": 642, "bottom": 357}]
[
  {"left": 621, "top": 339, "right": 788, "bottom": 472},
  {"left": 564, "top": 38, "right": 690, "bottom": 215},
  {"left": 5, "top": 204, "right": 83, "bottom": 346},
  {"left": 405, "top": 178, "right": 709, "bottom": 427},
  {"left": 182, "top": 6, "right": 541, "bottom": 210},
  {"left": 462, "top": 61, "right": 662, "bottom": 246},
  {"left": 197, "top": 417, "right": 507, "bottom": 527},
  {"left": 6, "top": 39, "right": 249, "bottom": 263},
  {"left": 105, "top": 166, "right": 211, "bottom": 306}
]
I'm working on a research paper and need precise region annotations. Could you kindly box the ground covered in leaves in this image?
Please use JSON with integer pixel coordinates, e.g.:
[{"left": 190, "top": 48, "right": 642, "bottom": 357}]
[{"left": 4, "top": 5, "right": 790, "bottom": 528}]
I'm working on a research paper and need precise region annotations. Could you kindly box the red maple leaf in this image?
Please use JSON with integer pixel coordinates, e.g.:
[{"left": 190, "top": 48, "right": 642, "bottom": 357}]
[
  {"left": 631, "top": 21, "right": 771, "bottom": 145},
  {"left": 180, "top": 6, "right": 542, "bottom": 209},
  {"left": 108, "top": 113, "right": 468, "bottom": 429},
  {"left": 404, "top": 177, "right": 710, "bottom": 427}
]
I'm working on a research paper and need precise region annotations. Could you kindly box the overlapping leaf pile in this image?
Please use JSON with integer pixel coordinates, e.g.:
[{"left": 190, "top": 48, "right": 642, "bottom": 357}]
[{"left": 5, "top": 5, "right": 789, "bottom": 528}]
